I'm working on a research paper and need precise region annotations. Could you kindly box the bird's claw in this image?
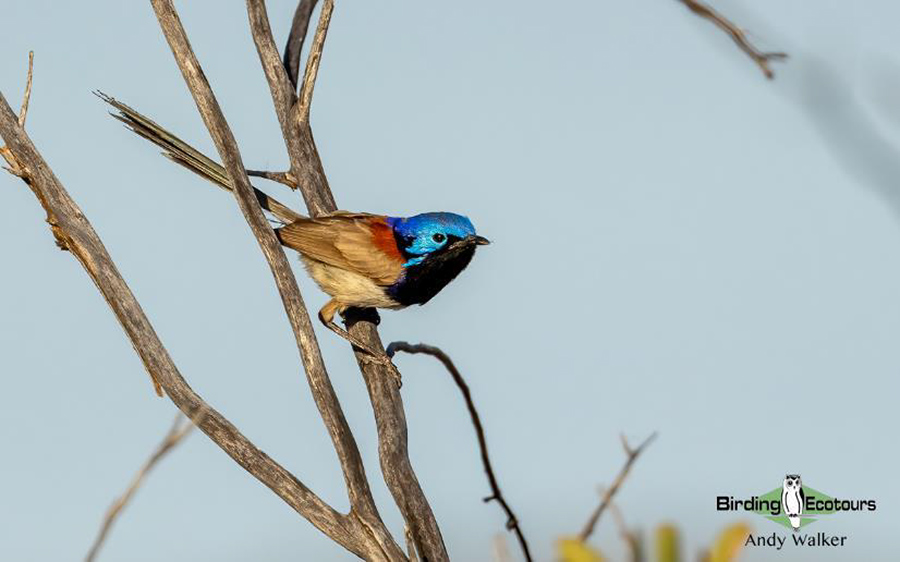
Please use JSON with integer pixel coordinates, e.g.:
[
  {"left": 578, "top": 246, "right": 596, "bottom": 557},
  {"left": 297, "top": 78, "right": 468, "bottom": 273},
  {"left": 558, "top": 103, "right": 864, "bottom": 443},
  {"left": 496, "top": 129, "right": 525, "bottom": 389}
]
[{"left": 359, "top": 353, "right": 403, "bottom": 388}]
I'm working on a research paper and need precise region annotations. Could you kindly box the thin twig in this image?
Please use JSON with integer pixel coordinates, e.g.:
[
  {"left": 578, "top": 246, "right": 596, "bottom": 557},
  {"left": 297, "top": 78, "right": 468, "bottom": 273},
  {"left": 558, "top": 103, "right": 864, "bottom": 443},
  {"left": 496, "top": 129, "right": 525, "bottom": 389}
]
[
  {"left": 246, "top": 168, "right": 297, "bottom": 188},
  {"left": 387, "top": 341, "right": 533, "bottom": 562},
  {"left": 2, "top": 51, "right": 35, "bottom": 178},
  {"left": 677, "top": 0, "right": 787, "bottom": 79},
  {"left": 18, "top": 51, "right": 34, "bottom": 127},
  {"left": 579, "top": 432, "right": 657, "bottom": 541},
  {"left": 283, "top": 0, "right": 318, "bottom": 90},
  {"left": 294, "top": 0, "right": 333, "bottom": 127},
  {"left": 85, "top": 414, "right": 195, "bottom": 562}
]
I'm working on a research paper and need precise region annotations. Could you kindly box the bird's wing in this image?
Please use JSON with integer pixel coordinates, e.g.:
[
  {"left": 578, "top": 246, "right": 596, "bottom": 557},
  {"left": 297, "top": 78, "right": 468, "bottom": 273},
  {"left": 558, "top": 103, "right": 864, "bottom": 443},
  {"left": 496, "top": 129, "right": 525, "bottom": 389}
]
[{"left": 277, "top": 213, "right": 404, "bottom": 285}]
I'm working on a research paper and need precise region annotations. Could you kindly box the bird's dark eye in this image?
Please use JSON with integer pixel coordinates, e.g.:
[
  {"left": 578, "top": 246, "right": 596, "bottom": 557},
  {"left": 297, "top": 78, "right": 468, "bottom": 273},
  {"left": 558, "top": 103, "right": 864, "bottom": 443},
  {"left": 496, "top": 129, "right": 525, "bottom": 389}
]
[{"left": 432, "top": 233, "right": 446, "bottom": 243}]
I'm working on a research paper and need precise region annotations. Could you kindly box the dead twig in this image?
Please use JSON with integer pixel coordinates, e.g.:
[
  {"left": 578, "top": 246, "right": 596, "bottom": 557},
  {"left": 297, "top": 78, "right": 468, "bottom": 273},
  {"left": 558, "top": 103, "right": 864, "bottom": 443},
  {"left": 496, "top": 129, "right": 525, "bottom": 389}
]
[
  {"left": 248, "top": 2, "right": 447, "bottom": 557},
  {"left": 18, "top": 51, "right": 34, "bottom": 127},
  {"left": 294, "top": 0, "right": 333, "bottom": 127},
  {"left": 387, "top": 341, "right": 533, "bottom": 562},
  {"left": 677, "top": 0, "right": 787, "bottom": 79},
  {"left": 85, "top": 414, "right": 195, "bottom": 562},
  {"left": 578, "top": 432, "right": 657, "bottom": 541},
  {"left": 246, "top": 168, "right": 297, "bottom": 188},
  {"left": 2, "top": 51, "right": 35, "bottom": 178},
  {"left": 283, "top": 0, "right": 318, "bottom": 90}
]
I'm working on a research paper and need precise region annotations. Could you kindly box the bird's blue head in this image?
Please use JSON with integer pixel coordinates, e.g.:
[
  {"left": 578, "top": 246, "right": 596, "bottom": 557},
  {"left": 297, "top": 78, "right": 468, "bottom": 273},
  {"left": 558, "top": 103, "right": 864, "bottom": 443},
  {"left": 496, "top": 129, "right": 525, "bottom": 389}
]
[{"left": 387, "top": 212, "right": 488, "bottom": 266}]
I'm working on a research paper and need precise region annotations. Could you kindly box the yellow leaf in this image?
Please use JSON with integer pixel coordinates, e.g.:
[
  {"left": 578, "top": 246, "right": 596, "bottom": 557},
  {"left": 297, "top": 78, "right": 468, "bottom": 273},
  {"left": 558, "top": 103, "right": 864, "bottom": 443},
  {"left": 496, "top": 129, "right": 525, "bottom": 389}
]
[
  {"left": 556, "top": 537, "right": 605, "bottom": 562},
  {"left": 654, "top": 524, "right": 681, "bottom": 562},
  {"left": 709, "top": 523, "right": 752, "bottom": 562}
]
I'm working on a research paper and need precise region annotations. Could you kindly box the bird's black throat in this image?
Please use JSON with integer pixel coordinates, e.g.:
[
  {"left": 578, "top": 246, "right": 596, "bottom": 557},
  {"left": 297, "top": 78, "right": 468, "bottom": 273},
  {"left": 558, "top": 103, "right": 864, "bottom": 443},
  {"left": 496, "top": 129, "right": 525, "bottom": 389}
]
[{"left": 388, "top": 240, "right": 478, "bottom": 307}]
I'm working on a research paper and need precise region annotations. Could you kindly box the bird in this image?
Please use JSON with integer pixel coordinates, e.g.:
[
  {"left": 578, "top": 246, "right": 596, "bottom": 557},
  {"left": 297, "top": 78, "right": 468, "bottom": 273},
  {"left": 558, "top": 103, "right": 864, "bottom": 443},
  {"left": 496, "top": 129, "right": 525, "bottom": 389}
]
[
  {"left": 275, "top": 211, "right": 489, "bottom": 365},
  {"left": 100, "top": 95, "right": 489, "bottom": 375},
  {"left": 781, "top": 474, "right": 805, "bottom": 532}
]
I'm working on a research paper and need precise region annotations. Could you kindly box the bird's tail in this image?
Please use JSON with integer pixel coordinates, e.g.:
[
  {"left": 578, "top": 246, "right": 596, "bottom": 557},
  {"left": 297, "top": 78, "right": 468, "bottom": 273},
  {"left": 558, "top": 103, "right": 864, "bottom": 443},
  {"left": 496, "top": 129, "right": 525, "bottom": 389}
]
[
  {"left": 96, "top": 91, "right": 303, "bottom": 224},
  {"left": 789, "top": 515, "right": 801, "bottom": 531}
]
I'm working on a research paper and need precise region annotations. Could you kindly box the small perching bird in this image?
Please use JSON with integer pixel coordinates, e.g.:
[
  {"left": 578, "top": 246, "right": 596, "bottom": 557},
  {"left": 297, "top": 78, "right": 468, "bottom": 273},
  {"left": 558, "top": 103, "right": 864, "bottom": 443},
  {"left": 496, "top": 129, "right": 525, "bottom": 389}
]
[
  {"left": 100, "top": 94, "right": 489, "bottom": 375},
  {"left": 276, "top": 211, "right": 489, "bottom": 364}
]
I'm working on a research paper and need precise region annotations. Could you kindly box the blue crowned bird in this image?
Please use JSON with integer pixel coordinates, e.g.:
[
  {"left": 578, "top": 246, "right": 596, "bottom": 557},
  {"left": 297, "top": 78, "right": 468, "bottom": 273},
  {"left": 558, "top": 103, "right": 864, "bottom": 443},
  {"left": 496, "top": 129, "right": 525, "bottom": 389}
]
[
  {"left": 103, "top": 96, "right": 489, "bottom": 376},
  {"left": 276, "top": 212, "right": 489, "bottom": 361}
]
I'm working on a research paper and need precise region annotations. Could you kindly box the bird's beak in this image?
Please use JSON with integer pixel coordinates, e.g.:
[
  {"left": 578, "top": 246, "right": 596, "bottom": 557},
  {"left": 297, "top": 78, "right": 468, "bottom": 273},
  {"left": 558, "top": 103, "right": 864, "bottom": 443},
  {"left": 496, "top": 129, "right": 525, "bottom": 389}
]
[{"left": 470, "top": 235, "right": 491, "bottom": 246}]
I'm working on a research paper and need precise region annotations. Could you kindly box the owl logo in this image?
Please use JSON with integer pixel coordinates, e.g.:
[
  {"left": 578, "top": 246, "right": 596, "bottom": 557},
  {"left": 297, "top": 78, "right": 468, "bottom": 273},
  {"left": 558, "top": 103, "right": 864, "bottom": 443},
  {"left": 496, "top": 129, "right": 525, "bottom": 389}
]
[{"left": 782, "top": 474, "right": 805, "bottom": 531}]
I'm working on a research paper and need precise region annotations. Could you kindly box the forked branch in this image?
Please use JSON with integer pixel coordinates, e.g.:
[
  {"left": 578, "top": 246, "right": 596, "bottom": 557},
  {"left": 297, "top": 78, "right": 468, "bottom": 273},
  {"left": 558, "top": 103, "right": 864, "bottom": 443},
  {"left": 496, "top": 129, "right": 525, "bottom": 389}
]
[
  {"left": 283, "top": 0, "right": 319, "bottom": 90},
  {"left": 677, "top": 0, "right": 787, "bottom": 79},
  {"left": 246, "top": 0, "right": 334, "bottom": 213},
  {"left": 0, "top": 92, "right": 360, "bottom": 552},
  {"left": 149, "top": 0, "right": 402, "bottom": 558},
  {"left": 247, "top": 1, "right": 448, "bottom": 558},
  {"left": 295, "top": 0, "right": 333, "bottom": 127},
  {"left": 579, "top": 432, "right": 657, "bottom": 541}
]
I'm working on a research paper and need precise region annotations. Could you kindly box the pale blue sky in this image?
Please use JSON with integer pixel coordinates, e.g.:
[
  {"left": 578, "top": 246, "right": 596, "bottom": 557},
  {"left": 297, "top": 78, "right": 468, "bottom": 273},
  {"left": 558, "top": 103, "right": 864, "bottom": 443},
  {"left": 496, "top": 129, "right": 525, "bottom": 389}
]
[{"left": 1, "top": 1, "right": 898, "bottom": 561}]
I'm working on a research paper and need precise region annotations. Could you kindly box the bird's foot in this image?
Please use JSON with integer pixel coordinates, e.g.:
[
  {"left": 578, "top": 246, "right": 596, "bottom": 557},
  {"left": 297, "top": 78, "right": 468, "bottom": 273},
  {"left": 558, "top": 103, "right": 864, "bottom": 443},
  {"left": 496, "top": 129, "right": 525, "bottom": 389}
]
[{"left": 358, "top": 352, "right": 403, "bottom": 388}]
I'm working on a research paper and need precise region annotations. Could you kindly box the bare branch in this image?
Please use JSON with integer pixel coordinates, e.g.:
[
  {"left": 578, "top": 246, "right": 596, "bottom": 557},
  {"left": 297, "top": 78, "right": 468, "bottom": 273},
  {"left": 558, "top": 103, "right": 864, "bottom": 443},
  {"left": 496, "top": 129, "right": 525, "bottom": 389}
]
[
  {"left": 246, "top": 0, "right": 297, "bottom": 126},
  {"left": 246, "top": 2, "right": 448, "bottom": 558},
  {"left": 246, "top": 168, "right": 297, "bottom": 188},
  {"left": 18, "top": 51, "right": 34, "bottom": 127},
  {"left": 677, "top": 0, "right": 787, "bottom": 79},
  {"left": 295, "top": 0, "right": 333, "bottom": 127},
  {"left": 284, "top": 0, "right": 318, "bottom": 90},
  {"left": 2, "top": 51, "right": 36, "bottom": 178},
  {"left": 85, "top": 414, "right": 195, "bottom": 562},
  {"left": 578, "top": 432, "right": 657, "bottom": 541},
  {"left": 246, "top": 0, "right": 334, "bottom": 212},
  {"left": 151, "top": 0, "right": 383, "bottom": 544},
  {"left": 388, "top": 341, "right": 533, "bottom": 562},
  {"left": 0, "top": 92, "right": 362, "bottom": 552},
  {"left": 149, "top": 2, "right": 405, "bottom": 558},
  {"left": 349, "top": 319, "right": 448, "bottom": 560},
  {"left": 111, "top": 6, "right": 448, "bottom": 553}
]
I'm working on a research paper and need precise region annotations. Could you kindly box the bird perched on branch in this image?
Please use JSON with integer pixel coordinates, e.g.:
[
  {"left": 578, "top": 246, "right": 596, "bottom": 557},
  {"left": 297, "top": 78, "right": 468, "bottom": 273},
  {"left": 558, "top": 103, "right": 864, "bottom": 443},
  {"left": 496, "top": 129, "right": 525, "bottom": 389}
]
[
  {"left": 276, "top": 212, "right": 489, "bottom": 363},
  {"left": 100, "top": 94, "right": 489, "bottom": 373}
]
